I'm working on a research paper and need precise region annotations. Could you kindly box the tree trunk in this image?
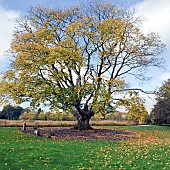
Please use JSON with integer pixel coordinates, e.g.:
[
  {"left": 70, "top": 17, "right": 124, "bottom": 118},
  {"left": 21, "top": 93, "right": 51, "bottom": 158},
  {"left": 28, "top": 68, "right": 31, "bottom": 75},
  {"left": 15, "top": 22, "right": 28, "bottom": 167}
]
[
  {"left": 76, "top": 117, "right": 92, "bottom": 130},
  {"left": 73, "top": 109, "right": 94, "bottom": 130}
]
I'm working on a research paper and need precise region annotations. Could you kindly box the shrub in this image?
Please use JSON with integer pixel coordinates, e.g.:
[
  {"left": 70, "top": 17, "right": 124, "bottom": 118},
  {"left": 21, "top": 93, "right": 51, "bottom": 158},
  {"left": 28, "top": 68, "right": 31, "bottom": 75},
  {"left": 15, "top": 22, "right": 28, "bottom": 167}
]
[
  {"left": 62, "top": 112, "right": 75, "bottom": 121},
  {"left": 48, "top": 111, "right": 62, "bottom": 121},
  {"left": 37, "top": 111, "right": 46, "bottom": 120},
  {"left": 19, "top": 111, "right": 36, "bottom": 120}
]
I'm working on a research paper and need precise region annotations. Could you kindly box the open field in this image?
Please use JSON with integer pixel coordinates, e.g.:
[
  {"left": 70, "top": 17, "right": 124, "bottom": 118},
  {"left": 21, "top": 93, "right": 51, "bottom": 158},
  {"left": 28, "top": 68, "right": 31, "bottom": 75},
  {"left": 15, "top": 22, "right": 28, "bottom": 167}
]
[
  {"left": 0, "top": 119, "right": 136, "bottom": 127},
  {"left": 0, "top": 125, "right": 170, "bottom": 170}
]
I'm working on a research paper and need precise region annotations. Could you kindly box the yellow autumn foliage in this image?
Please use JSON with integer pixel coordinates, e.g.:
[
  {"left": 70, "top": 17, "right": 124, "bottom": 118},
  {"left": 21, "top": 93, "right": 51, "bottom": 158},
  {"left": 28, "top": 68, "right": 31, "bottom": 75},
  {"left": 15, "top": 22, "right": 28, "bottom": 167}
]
[
  {"left": 0, "top": 2, "right": 165, "bottom": 125},
  {"left": 116, "top": 92, "right": 148, "bottom": 124}
]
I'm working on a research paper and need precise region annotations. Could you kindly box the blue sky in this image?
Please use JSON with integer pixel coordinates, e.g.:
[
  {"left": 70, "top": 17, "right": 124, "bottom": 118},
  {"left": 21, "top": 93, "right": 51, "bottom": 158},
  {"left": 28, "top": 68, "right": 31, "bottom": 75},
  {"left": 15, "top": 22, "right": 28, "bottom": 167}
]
[
  {"left": 0, "top": 0, "right": 170, "bottom": 111},
  {"left": 0, "top": 0, "right": 142, "bottom": 11}
]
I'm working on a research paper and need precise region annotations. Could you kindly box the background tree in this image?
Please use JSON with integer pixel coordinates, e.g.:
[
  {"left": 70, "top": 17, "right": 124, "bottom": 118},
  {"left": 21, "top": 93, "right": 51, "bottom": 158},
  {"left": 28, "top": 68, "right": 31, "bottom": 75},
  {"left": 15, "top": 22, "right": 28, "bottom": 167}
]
[
  {"left": 37, "top": 111, "right": 46, "bottom": 120},
  {"left": 0, "top": 1, "right": 165, "bottom": 129},
  {"left": 116, "top": 92, "right": 148, "bottom": 124},
  {"left": 0, "top": 104, "right": 24, "bottom": 120},
  {"left": 34, "top": 108, "right": 42, "bottom": 120},
  {"left": 145, "top": 112, "right": 154, "bottom": 124},
  {"left": 152, "top": 79, "right": 170, "bottom": 125},
  {"left": 0, "top": 110, "right": 5, "bottom": 119},
  {"left": 47, "top": 111, "right": 62, "bottom": 121},
  {"left": 19, "top": 111, "right": 36, "bottom": 120}
]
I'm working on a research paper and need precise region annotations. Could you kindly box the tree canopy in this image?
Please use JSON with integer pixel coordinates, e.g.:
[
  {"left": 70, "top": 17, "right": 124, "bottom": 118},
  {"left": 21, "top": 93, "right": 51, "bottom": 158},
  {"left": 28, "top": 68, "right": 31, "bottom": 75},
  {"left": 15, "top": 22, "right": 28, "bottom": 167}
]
[
  {"left": 153, "top": 79, "right": 170, "bottom": 125},
  {"left": 0, "top": 1, "right": 165, "bottom": 129},
  {"left": 116, "top": 92, "right": 148, "bottom": 124},
  {"left": 0, "top": 104, "right": 24, "bottom": 120}
]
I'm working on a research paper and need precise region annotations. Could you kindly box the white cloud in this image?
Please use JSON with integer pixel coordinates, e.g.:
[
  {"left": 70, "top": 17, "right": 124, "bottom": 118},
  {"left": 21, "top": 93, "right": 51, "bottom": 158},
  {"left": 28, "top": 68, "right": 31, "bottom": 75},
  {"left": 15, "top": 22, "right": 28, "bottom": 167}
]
[
  {"left": 159, "top": 72, "right": 170, "bottom": 81},
  {"left": 0, "top": 5, "right": 20, "bottom": 62},
  {"left": 135, "top": 0, "right": 170, "bottom": 44},
  {"left": 139, "top": 93, "right": 156, "bottom": 112},
  {"left": 133, "top": 0, "right": 170, "bottom": 111},
  {"left": 143, "top": 71, "right": 170, "bottom": 112}
]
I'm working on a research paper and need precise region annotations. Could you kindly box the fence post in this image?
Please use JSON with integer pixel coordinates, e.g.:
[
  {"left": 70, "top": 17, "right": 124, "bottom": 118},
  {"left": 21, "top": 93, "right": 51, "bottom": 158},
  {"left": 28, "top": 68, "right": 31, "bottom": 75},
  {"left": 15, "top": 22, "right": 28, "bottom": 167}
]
[{"left": 23, "top": 122, "right": 26, "bottom": 131}]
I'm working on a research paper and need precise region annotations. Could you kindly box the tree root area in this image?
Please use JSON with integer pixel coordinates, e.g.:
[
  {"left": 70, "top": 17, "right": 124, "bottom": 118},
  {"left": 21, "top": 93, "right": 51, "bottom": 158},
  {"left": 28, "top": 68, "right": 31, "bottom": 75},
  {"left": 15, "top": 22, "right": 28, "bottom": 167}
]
[{"left": 23, "top": 128, "right": 133, "bottom": 141}]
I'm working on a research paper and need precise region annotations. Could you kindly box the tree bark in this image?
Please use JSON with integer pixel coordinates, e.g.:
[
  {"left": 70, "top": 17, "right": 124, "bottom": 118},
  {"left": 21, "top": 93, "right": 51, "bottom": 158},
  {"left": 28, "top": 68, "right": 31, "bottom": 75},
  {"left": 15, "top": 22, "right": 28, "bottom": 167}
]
[
  {"left": 73, "top": 108, "right": 94, "bottom": 130},
  {"left": 76, "top": 117, "right": 92, "bottom": 130}
]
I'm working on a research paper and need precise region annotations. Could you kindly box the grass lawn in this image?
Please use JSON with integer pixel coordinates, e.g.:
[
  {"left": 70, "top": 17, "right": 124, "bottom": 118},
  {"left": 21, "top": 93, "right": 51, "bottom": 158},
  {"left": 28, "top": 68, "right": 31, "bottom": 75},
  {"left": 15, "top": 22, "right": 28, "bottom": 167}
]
[{"left": 0, "top": 126, "right": 169, "bottom": 170}]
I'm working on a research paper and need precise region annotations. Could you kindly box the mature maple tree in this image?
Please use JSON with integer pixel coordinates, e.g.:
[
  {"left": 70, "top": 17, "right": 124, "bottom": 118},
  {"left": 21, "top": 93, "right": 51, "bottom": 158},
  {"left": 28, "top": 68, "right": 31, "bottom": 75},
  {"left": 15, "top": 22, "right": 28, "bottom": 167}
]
[{"left": 0, "top": 2, "right": 165, "bottom": 129}]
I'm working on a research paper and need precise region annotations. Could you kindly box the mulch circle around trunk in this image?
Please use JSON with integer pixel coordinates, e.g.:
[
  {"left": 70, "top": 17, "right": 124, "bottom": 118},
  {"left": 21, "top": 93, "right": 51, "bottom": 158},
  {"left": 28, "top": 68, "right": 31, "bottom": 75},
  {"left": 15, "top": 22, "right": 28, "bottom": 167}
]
[{"left": 23, "top": 127, "right": 134, "bottom": 141}]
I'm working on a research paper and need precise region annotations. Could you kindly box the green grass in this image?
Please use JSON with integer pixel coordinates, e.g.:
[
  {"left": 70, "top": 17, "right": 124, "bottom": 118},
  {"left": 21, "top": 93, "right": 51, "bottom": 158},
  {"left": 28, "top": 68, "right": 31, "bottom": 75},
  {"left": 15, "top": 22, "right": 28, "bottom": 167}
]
[{"left": 0, "top": 126, "right": 169, "bottom": 170}]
